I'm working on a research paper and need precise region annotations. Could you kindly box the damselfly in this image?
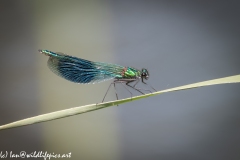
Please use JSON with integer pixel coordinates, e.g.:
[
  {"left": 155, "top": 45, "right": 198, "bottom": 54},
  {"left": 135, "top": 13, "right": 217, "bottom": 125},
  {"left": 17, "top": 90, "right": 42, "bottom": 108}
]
[{"left": 39, "top": 50, "right": 156, "bottom": 102}]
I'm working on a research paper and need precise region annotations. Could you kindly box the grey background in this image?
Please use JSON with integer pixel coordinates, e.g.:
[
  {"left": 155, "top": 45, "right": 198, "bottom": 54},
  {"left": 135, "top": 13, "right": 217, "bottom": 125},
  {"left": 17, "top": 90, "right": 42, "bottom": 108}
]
[{"left": 0, "top": 1, "right": 240, "bottom": 160}]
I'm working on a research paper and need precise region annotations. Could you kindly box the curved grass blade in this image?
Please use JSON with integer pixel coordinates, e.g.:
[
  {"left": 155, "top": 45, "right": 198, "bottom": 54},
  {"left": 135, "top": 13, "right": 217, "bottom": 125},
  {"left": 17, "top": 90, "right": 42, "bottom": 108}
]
[{"left": 0, "top": 74, "right": 239, "bottom": 131}]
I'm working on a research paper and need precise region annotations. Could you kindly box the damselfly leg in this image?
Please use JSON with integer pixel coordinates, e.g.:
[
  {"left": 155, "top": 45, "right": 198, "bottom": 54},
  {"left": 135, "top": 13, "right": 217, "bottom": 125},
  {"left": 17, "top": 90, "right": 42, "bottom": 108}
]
[{"left": 101, "top": 79, "right": 156, "bottom": 103}]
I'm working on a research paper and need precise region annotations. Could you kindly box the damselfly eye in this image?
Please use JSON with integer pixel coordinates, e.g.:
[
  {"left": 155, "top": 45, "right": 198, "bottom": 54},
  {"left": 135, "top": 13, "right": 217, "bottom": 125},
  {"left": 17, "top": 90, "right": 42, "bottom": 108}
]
[{"left": 141, "top": 68, "right": 149, "bottom": 80}]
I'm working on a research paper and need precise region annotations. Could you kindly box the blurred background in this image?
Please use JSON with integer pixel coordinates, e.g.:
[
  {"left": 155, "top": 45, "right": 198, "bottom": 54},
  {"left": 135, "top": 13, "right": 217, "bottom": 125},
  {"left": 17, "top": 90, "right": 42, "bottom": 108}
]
[{"left": 0, "top": 1, "right": 240, "bottom": 160}]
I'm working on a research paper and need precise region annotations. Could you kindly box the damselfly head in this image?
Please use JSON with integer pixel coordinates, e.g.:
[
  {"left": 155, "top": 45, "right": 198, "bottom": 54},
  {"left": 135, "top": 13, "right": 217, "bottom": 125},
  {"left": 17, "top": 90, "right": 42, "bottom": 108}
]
[{"left": 141, "top": 68, "right": 149, "bottom": 80}]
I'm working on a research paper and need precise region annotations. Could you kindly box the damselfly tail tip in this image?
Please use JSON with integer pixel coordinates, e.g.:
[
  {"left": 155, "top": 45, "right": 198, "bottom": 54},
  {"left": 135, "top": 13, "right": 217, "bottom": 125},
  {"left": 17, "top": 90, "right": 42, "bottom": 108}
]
[
  {"left": 38, "top": 49, "right": 43, "bottom": 53},
  {"left": 38, "top": 49, "right": 51, "bottom": 56}
]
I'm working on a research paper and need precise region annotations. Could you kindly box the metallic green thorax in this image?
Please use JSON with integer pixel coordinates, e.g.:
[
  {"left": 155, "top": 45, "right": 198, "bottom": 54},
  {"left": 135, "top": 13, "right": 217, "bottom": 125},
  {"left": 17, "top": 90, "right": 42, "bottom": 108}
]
[{"left": 122, "top": 67, "right": 141, "bottom": 79}]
